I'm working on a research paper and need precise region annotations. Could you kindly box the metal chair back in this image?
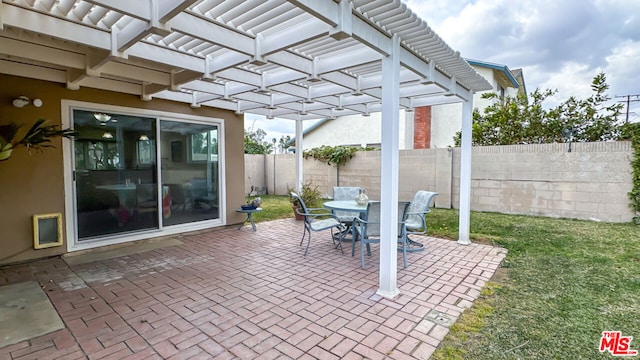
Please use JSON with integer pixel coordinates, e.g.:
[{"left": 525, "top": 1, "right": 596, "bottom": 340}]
[
  {"left": 332, "top": 186, "right": 362, "bottom": 223},
  {"left": 406, "top": 190, "right": 438, "bottom": 233}
]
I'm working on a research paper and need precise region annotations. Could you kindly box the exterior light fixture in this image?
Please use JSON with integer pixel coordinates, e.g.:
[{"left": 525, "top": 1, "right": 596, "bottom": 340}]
[
  {"left": 12, "top": 96, "right": 43, "bottom": 108},
  {"left": 102, "top": 132, "right": 114, "bottom": 139}
]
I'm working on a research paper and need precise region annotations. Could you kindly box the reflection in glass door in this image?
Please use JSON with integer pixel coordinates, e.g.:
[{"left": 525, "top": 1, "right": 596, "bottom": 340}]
[
  {"left": 73, "top": 109, "right": 158, "bottom": 240},
  {"left": 160, "top": 120, "right": 220, "bottom": 226}
]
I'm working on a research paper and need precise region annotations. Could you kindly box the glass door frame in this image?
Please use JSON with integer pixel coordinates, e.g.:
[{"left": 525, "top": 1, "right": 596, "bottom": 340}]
[{"left": 62, "top": 100, "right": 226, "bottom": 252}]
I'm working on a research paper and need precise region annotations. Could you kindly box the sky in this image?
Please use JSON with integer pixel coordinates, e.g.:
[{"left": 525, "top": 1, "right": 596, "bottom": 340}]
[{"left": 246, "top": 0, "right": 640, "bottom": 147}]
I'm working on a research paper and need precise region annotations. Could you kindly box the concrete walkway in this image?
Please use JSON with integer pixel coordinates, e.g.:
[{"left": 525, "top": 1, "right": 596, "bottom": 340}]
[{"left": 0, "top": 219, "right": 506, "bottom": 359}]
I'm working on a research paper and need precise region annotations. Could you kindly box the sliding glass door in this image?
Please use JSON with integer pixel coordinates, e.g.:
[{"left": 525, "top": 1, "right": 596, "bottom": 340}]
[
  {"left": 72, "top": 109, "right": 221, "bottom": 241},
  {"left": 73, "top": 109, "right": 158, "bottom": 240},
  {"left": 160, "top": 120, "right": 220, "bottom": 226}
]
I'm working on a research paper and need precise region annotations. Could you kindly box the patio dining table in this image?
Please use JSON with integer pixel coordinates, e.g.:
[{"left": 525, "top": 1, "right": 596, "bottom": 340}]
[
  {"left": 323, "top": 200, "right": 370, "bottom": 254},
  {"left": 323, "top": 200, "right": 369, "bottom": 214},
  {"left": 324, "top": 199, "right": 425, "bottom": 253}
]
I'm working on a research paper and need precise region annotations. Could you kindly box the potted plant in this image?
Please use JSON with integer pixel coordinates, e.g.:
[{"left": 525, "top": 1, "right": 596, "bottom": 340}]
[
  {"left": 288, "top": 182, "right": 323, "bottom": 220},
  {"left": 242, "top": 183, "right": 262, "bottom": 210},
  {"left": 0, "top": 119, "right": 77, "bottom": 161}
]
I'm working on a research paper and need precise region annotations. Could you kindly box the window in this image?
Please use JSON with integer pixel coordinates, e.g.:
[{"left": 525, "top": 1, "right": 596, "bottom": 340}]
[
  {"left": 136, "top": 139, "right": 155, "bottom": 165},
  {"left": 75, "top": 140, "right": 121, "bottom": 170},
  {"left": 189, "top": 130, "right": 218, "bottom": 162}
]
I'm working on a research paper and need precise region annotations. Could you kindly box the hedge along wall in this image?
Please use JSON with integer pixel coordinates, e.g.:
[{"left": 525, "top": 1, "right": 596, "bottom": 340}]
[{"left": 246, "top": 141, "right": 635, "bottom": 223}]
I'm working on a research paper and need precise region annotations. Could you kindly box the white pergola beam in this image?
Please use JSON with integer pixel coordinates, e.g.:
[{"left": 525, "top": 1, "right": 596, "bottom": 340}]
[
  {"left": 128, "top": 42, "right": 203, "bottom": 72},
  {"left": 3, "top": 4, "right": 111, "bottom": 49},
  {"left": 286, "top": 0, "right": 339, "bottom": 26},
  {"left": 0, "top": 58, "right": 66, "bottom": 83},
  {"left": 169, "top": 13, "right": 254, "bottom": 55},
  {"left": 288, "top": 0, "right": 392, "bottom": 56},
  {"left": 0, "top": 37, "right": 84, "bottom": 68},
  {"left": 85, "top": 0, "right": 150, "bottom": 20},
  {"left": 260, "top": 18, "right": 328, "bottom": 56}
]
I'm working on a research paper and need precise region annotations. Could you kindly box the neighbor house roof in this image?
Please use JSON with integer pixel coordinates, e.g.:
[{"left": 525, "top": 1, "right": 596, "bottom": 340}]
[
  {"left": 1, "top": 0, "right": 491, "bottom": 120},
  {"left": 285, "top": 118, "right": 330, "bottom": 147},
  {"left": 465, "top": 59, "right": 520, "bottom": 89},
  {"left": 511, "top": 68, "right": 528, "bottom": 96}
]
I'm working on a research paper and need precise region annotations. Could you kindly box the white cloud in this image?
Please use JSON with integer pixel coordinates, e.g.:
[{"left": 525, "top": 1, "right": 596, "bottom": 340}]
[
  {"left": 409, "top": 0, "right": 640, "bottom": 113},
  {"left": 247, "top": 1, "right": 640, "bottom": 137}
]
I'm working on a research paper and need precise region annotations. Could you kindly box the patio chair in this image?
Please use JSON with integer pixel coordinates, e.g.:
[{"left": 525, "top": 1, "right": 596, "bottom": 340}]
[
  {"left": 353, "top": 201, "right": 411, "bottom": 269},
  {"left": 167, "top": 183, "right": 191, "bottom": 212},
  {"left": 135, "top": 183, "right": 158, "bottom": 224},
  {"left": 332, "top": 186, "right": 362, "bottom": 221},
  {"left": 191, "top": 177, "right": 216, "bottom": 210},
  {"left": 290, "top": 192, "right": 347, "bottom": 256},
  {"left": 405, "top": 190, "right": 438, "bottom": 250}
]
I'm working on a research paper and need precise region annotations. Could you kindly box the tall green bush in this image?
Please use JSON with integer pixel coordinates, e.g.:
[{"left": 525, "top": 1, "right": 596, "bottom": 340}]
[{"left": 621, "top": 122, "right": 640, "bottom": 224}]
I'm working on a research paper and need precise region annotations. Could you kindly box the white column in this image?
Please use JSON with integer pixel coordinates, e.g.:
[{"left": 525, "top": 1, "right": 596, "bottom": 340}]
[
  {"left": 295, "top": 118, "right": 304, "bottom": 190},
  {"left": 458, "top": 97, "right": 473, "bottom": 245},
  {"left": 377, "top": 35, "right": 400, "bottom": 299}
]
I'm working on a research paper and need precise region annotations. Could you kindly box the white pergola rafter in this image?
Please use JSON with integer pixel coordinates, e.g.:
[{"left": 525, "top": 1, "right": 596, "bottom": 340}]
[
  {"left": 0, "top": 0, "right": 489, "bottom": 115},
  {"left": 0, "top": 0, "right": 491, "bottom": 297}
]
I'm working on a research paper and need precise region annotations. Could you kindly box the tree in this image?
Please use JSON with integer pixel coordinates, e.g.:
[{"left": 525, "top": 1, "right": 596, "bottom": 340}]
[
  {"left": 549, "top": 72, "right": 623, "bottom": 142},
  {"left": 278, "top": 135, "right": 291, "bottom": 154},
  {"left": 454, "top": 72, "right": 623, "bottom": 146},
  {"left": 244, "top": 127, "right": 273, "bottom": 154}
]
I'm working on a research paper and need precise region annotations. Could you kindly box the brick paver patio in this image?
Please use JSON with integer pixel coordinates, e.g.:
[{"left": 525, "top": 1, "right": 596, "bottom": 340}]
[{"left": 0, "top": 218, "right": 506, "bottom": 359}]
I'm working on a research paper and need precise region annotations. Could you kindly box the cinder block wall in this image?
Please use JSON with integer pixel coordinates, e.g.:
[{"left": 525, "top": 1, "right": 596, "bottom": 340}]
[
  {"left": 246, "top": 141, "right": 635, "bottom": 223},
  {"left": 451, "top": 141, "right": 633, "bottom": 222}
]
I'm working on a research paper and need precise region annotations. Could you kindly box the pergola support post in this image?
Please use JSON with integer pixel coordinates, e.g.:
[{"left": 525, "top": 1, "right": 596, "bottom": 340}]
[
  {"left": 294, "top": 118, "right": 304, "bottom": 191},
  {"left": 377, "top": 35, "right": 401, "bottom": 299},
  {"left": 458, "top": 97, "right": 473, "bottom": 245}
]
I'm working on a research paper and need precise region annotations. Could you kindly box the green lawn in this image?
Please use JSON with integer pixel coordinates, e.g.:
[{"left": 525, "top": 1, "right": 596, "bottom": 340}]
[{"left": 255, "top": 196, "right": 640, "bottom": 359}]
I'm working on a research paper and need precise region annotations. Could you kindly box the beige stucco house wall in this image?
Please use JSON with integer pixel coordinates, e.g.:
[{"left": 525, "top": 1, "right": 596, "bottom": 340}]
[
  {"left": 0, "top": 74, "right": 246, "bottom": 265},
  {"left": 299, "top": 110, "right": 413, "bottom": 150}
]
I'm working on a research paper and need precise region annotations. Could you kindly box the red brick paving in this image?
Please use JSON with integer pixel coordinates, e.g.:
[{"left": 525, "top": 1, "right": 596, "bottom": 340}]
[{"left": 0, "top": 218, "right": 506, "bottom": 359}]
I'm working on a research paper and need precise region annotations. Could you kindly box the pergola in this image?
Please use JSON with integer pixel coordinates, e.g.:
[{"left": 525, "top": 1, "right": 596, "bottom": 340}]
[{"left": 0, "top": 0, "right": 491, "bottom": 297}]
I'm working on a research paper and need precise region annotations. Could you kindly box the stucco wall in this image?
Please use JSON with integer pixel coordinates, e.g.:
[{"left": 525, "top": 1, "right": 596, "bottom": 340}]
[
  {"left": 301, "top": 111, "right": 413, "bottom": 150},
  {"left": 452, "top": 142, "right": 633, "bottom": 222},
  {"left": 0, "top": 74, "right": 246, "bottom": 265},
  {"left": 430, "top": 103, "right": 461, "bottom": 148},
  {"left": 246, "top": 141, "right": 634, "bottom": 223}
]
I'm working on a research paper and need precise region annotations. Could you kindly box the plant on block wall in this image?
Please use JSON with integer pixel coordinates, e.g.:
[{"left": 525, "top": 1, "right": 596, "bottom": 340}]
[{"left": 303, "top": 145, "right": 362, "bottom": 186}]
